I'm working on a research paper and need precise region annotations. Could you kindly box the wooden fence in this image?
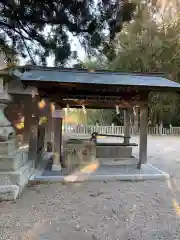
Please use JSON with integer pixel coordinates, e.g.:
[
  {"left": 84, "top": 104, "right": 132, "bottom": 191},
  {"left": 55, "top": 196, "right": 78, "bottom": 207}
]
[{"left": 64, "top": 124, "right": 180, "bottom": 136}]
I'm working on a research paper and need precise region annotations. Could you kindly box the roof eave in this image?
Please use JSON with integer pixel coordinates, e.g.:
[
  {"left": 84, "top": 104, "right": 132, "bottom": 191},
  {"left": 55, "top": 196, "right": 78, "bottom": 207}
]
[{"left": 20, "top": 65, "right": 165, "bottom": 76}]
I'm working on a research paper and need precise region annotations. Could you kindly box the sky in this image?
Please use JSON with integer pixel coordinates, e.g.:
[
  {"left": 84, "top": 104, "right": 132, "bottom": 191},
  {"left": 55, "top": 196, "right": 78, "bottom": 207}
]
[
  {"left": 2, "top": 0, "right": 176, "bottom": 68},
  {"left": 19, "top": 33, "right": 86, "bottom": 67},
  {"left": 19, "top": 0, "right": 100, "bottom": 67}
]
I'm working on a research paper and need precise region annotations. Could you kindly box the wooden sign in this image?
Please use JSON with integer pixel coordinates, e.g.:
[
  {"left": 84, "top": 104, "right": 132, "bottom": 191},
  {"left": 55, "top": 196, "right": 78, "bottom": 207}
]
[{"left": 52, "top": 110, "right": 65, "bottom": 118}]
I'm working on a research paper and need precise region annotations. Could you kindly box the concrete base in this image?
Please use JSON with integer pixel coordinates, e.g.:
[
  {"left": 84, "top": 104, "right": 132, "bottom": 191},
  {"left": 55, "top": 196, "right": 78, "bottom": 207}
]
[
  {"left": 29, "top": 164, "right": 170, "bottom": 183},
  {"left": 96, "top": 146, "right": 132, "bottom": 158}
]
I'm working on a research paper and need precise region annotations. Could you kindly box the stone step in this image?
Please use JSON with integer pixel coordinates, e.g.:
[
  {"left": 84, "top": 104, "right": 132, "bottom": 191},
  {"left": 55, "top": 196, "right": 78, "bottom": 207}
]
[
  {"left": 0, "top": 160, "right": 33, "bottom": 189},
  {"left": 98, "top": 157, "right": 138, "bottom": 166},
  {"left": 0, "top": 151, "right": 28, "bottom": 171},
  {"left": 0, "top": 160, "right": 33, "bottom": 200},
  {"left": 0, "top": 139, "right": 17, "bottom": 155},
  {"left": 0, "top": 185, "right": 19, "bottom": 201}
]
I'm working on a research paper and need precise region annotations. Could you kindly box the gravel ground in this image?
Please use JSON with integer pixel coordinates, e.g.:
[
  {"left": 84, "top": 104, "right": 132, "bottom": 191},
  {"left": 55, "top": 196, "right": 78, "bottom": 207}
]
[{"left": 1, "top": 136, "right": 180, "bottom": 240}]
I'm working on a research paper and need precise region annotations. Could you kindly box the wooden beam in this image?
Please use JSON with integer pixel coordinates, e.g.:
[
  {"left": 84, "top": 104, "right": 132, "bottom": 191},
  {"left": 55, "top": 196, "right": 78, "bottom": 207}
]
[
  {"left": 22, "top": 80, "right": 179, "bottom": 93},
  {"left": 32, "top": 84, "right": 150, "bottom": 109},
  {"left": 57, "top": 102, "right": 134, "bottom": 109},
  {"left": 37, "top": 92, "right": 149, "bottom": 109},
  {"left": 38, "top": 88, "right": 142, "bottom": 99}
]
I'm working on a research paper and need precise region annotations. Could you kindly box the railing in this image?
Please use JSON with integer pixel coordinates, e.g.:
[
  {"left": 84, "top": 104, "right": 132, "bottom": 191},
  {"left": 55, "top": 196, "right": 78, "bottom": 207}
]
[{"left": 64, "top": 124, "right": 180, "bottom": 136}]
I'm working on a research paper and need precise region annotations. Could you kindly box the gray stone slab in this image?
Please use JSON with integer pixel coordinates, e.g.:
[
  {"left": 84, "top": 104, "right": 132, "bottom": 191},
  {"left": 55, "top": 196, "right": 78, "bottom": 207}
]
[
  {"left": 99, "top": 157, "right": 138, "bottom": 165},
  {"left": 30, "top": 164, "right": 169, "bottom": 182},
  {"left": 90, "top": 164, "right": 156, "bottom": 175},
  {"left": 42, "top": 168, "right": 68, "bottom": 176}
]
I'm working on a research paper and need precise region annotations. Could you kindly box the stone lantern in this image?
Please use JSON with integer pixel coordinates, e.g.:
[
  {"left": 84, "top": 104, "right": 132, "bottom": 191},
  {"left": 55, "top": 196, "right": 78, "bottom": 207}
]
[
  {"left": 0, "top": 77, "right": 32, "bottom": 201},
  {"left": 0, "top": 77, "right": 15, "bottom": 141}
]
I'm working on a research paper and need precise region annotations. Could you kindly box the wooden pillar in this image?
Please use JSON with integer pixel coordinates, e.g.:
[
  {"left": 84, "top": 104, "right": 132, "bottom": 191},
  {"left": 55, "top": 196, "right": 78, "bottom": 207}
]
[
  {"left": 45, "top": 99, "right": 53, "bottom": 143},
  {"left": 124, "top": 108, "right": 131, "bottom": 144},
  {"left": 52, "top": 104, "right": 64, "bottom": 170},
  {"left": 137, "top": 103, "right": 148, "bottom": 169},
  {"left": 28, "top": 95, "right": 39, "bottom": 168},
  {"left": 134, "top": 106, "right": 139, "bottom": 134},
  {"left": 23, "top": 95, "right": 33, "bottom": 143}
]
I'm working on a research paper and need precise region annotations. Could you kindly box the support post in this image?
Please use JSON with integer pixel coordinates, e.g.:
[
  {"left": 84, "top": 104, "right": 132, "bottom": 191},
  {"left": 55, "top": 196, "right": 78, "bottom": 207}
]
[
  {"left": 52, "top": 105, "right": 64, "bottom": 170},
  {"left": 23, "top": 95, "right": 33, "bottom": 143},
  {"left": 133, "top": 106, "right": 139, "bottom": 134},
  {"left": 137, "top": 103, "right": 148, "bottom": 169},
  {"left": 45, "top": 100, "right": 53, "bottom": 143},
  {"left": 28, "top": 95, "right": 39, "bottom": 168},
  {"left": 159, "top": 122, "right": 163, "bottom": 135},
  {"left": 124, "top": 108, "right": 131, "bottom": 144}
]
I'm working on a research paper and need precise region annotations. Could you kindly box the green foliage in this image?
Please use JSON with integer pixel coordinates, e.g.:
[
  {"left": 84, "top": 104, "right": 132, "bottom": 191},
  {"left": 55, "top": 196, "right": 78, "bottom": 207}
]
[
  {"left": 64, "top": 108, "right": 87, "bottom": 124},
  {"left": 0, "top": 40, "right": 18, "bottom": 66},
  {"left": 104, "top": 3, "right": 180, "bottom": 125},
  {"left": 0, "top": 0, "right": 135, "bottom": 66},
  {"left": 87, "top": 109, "right": 114, "bottom": 125},
  {"left": 73, "top": 57, "right": 107, "bottom": 69},
  {"left": 79, "top": 1, "right": 180, "bottom": 125}
]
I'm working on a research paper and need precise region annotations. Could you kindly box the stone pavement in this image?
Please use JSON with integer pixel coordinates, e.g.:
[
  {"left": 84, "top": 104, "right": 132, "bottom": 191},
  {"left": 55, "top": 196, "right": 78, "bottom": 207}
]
[
  {"left": 132, "top": 135, "right": 180, "bottom": 177},
  {"left": 1, "top": 136, "right": 180, "bottom": 239}
]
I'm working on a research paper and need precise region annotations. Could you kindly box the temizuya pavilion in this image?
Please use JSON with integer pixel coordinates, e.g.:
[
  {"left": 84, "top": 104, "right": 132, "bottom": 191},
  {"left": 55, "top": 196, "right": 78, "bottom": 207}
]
[
  {"left": 0, "top": 65, "right": 180, "bottom": 199},
  {"left": 9, "top": 66, "right": 180, "bottom": 167}
]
